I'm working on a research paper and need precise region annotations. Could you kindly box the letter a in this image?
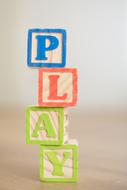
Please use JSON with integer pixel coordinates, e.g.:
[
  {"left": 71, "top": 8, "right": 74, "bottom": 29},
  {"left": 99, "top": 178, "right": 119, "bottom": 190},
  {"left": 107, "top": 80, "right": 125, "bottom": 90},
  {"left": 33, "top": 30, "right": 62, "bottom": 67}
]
[{"left": 32, "top": 113, "right": 56, "bottom": 138}]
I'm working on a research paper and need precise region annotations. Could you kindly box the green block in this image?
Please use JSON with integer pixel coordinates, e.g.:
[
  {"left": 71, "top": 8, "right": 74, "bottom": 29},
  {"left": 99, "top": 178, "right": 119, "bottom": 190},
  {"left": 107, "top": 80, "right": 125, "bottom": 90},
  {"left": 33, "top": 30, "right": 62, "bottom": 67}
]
[
  {"left": 26, "top": 106, "right": 65, "bottom": 145},
  {"left": 40, "top": 143, "right": 78, "bottom": 182}
]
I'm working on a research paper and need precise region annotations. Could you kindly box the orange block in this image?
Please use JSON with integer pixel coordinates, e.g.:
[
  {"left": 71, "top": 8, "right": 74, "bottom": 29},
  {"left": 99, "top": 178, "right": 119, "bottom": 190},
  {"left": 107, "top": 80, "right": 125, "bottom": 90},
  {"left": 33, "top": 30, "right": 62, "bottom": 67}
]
[{"left": 38, "top": 68, "right": 78, "bottom": 107}]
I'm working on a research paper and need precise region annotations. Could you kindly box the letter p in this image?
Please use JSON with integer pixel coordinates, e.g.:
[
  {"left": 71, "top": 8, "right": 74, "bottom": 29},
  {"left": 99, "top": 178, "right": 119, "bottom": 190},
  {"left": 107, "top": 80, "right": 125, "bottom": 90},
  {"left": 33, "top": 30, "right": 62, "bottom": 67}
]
[{"left": 36, "top": 35, "right": 59, "bottom": 61}]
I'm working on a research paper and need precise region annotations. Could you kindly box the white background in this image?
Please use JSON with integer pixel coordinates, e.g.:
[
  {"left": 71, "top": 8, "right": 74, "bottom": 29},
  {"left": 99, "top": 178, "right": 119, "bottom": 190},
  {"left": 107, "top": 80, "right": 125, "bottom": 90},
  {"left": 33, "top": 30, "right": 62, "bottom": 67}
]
[{"left": 0, "top": 0, "right": 127, "bottom": 111}]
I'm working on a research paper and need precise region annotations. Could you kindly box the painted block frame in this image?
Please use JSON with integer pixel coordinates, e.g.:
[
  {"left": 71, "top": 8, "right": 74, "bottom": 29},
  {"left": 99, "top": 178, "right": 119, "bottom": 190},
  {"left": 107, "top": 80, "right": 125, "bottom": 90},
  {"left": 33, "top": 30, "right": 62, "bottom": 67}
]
[
  {"left": 26, "top": 106, "right": 64, "bottom": 145},
  {"left": 40, "top": 144, "right": 78, "bottom": 182},
  {"left": 38, "top": 68, "right": 78, "bottom": 107},
  {"left": 27, "top": 28, "right": 66, "bottom": 68}
]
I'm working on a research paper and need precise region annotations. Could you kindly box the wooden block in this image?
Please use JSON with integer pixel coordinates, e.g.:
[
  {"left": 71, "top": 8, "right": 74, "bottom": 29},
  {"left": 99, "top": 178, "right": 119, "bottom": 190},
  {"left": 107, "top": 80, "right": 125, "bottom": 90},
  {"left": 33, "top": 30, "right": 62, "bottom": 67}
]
[
  {"left": 26, "top": 106, "right": 68, "bottom": 145},
  {"left": 40, "top": 140, "right": 78, "bottom": 182},
  {"left": 27, "top": 29, "right": 66, "bottom": 68},
  {"left": 63, "top": 108, "right": 69, "bottom": 143},
  {"left": 64, "top": 108, "right": 69, "bottom": 128},
  {"left": 38, "top": 68, "right": 78, "bottom": 107}
]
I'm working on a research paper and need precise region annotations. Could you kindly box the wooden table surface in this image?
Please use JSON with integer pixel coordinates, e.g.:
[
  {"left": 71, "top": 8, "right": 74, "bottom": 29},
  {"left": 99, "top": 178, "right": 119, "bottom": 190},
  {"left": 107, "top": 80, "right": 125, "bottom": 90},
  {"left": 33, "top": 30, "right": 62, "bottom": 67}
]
[{"left": 0, "top": 110, "right": 127, "bottom": 190}]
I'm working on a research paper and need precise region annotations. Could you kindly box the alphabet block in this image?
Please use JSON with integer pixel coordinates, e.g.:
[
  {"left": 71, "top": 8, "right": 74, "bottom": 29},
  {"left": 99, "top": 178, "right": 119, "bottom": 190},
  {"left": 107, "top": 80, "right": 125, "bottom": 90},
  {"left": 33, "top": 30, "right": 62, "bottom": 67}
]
[
  {"left": 38, "top": 68, "right": 78, "bottom": 107},
  {"left": 40, "top": 140, "right": 78, "bottom": 182},
  {"left": 26, "top": 107, "right": 68, "bottom": 145},
  {"left": 27, "top": 29, "right": 66, "bottom": 68},
  {"left": 63, "top": 108, "right": 69, "bottom": 143}
]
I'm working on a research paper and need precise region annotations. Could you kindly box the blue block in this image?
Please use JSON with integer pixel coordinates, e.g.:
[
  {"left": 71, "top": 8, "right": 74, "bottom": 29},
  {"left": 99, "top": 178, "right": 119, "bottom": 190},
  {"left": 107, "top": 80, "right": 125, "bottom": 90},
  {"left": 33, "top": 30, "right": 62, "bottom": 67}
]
[{"left": 27, "top": 29, "right": 66, "bottom": 68}]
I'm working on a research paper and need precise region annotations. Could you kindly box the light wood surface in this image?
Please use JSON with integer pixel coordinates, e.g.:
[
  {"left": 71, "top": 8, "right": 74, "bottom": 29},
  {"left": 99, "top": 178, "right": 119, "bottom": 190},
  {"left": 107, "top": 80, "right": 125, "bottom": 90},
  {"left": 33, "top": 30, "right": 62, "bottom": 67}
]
[{"left": 0, "top": 110, "right": 127, "bottom": 190}]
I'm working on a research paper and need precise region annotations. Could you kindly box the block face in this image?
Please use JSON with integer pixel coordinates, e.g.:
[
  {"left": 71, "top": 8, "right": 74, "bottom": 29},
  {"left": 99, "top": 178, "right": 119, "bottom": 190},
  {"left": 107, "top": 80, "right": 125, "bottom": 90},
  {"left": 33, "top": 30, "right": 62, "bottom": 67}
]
[
  {"left": 26, "top": 107, "right": 65, "bottom": 145},
  {"left": 27, "top": 29, "right": 66, "bottom": 68},
  {"left": 40, "top": 144, "right": 78, "bottom": 182},
  {"left": 38, "top": 68, "right": 78, "bottom": 107},
  {"left": 63, "top": 108, "right": 69, "bottom": 143}
]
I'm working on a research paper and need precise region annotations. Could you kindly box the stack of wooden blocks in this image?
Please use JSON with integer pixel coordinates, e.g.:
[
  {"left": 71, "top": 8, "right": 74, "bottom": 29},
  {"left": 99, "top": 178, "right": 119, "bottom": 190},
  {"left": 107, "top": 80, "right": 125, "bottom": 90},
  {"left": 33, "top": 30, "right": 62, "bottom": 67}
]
[{"left": 26, "top": 29, "right": 78, "bottom": 182}]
